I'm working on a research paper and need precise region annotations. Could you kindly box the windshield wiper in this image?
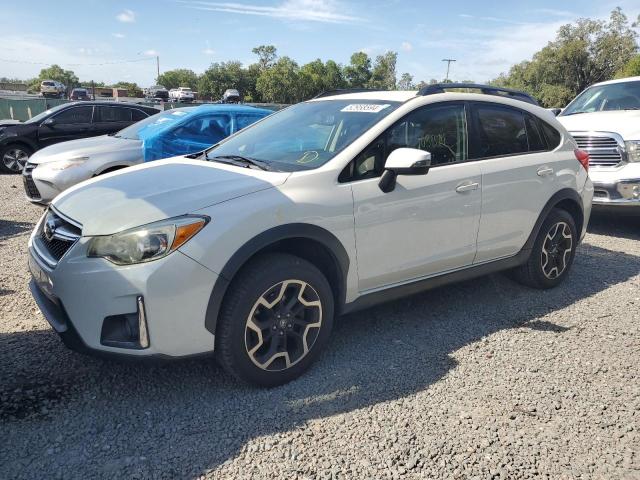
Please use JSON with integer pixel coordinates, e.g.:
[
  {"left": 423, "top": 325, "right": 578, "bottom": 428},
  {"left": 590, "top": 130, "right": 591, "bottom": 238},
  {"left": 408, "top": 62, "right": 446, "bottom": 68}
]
[{"left": 208, "top": 154, "right": 270, "bottom": 171}]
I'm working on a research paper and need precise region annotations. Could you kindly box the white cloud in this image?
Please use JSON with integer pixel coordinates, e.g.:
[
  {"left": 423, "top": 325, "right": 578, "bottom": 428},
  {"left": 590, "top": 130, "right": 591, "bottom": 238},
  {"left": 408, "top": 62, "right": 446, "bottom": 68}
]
[
  {"left": 401, "top": 41, "right": 412, "bottom": 52},
  {"left": 142, "top": 49, "right": 158, "bottom": 56},
  {"left": 203, "top": 47, "right": 215, "bottom": 55},
  {"left": 112, "top": 33, "right": 126, "bottom": 39},
  {"left": 177, "top": 0, "right": 362, "bottom": 24},
  {"left": 116, "top": 9, "right": 136, "bottom": 23}
]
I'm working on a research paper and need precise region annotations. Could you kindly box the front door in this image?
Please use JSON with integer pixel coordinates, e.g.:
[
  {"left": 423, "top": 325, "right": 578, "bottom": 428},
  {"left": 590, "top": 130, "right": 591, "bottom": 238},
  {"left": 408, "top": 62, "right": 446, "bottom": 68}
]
[
  {"left": 37, "top": 105, "right": 94, "bottom": 147},
  {"left": 349, "top": 103, "right": 482, "bottom": 291}
]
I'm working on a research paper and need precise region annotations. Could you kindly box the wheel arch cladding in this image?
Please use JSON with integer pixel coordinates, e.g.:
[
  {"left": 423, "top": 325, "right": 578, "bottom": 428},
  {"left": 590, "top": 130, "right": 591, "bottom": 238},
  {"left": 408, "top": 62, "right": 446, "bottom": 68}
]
[
  {"left": 523, "top": 188, "right": 584, "bottom": 251},
  {"left": 2, "top": 139, "right": 35, "bottom": 154},
  {"left": 204, "top": 223, "right": 350, "bottom": 335}
]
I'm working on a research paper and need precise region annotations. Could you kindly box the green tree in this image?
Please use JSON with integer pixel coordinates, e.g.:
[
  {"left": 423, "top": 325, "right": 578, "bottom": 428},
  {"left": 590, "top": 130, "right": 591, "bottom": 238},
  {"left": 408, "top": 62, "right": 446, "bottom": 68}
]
[
  {"left": 492, "top": 8, "right": 639, "bottom": 107},
  {"left": 297, "top": 59, "right": 347, "bottom": 99},
  {"left": 367, "top": 52, "right": 397, "bottom": 90},
  {"left": 256, "top": 56, "right": 301, "bottom": 103},
  {"left": 344, "top": 52, "right": 372, "bottom": 88},
  {"left": 615, "top": 54, "right": 640, "bottom": 78},
  {"left": 398, "top": 72, "right": 414, "bottom": 90},
  {"left": 197, "top": 61, "right": 254, "bottom": 100},
  {"left": 156, "top": 69, "right": 198, "bottom": 90},
  {"left": 252, "top": 45, "right": 278, "bottom": 70},
  {"left": 30, "top": 64, "right": 79, "bottom": 91}
]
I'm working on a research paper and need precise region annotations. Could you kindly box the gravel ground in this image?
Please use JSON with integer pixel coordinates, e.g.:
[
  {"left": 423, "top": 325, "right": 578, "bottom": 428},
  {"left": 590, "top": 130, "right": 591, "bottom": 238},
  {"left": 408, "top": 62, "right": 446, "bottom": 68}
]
[{"left": 0, "top": 172, "right": 639, "bottom": 480}]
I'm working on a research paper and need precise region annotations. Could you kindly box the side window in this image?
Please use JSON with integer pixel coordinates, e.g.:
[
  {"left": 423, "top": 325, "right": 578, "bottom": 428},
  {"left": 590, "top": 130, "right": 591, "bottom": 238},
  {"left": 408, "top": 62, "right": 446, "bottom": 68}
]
[
  {"left": 342, "top": 104, "right": 468, "bottom": 182},
  {"left": 473, "top": 105, "right": 527, "bottom": 158},
  {"left": 52, "top": 106, "right": 93, "bottom": 125},
  {"left": 540, "top": 121, "right": 561, "bottom": 149},
  {"left": 524, "top": 114, "right": 546, "bottom": 151},
  {"left": 131, "top": 109, "right": 148, "bottom": 121},
  {"left": 97, "top": 106, "right": 132, "bottom": 122},
  {"left": 387, "top": 104, "right": 467, "bottom": 166},
  {"left": 236, "top": 114, "right": 263, "bottom": 131}
]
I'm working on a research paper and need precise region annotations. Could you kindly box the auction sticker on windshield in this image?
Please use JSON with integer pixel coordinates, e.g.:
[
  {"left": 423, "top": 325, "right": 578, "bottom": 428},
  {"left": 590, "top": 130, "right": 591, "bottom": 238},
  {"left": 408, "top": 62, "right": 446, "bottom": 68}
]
[{"left": 341, "top": 104, "right": 390, "bottom": 113}]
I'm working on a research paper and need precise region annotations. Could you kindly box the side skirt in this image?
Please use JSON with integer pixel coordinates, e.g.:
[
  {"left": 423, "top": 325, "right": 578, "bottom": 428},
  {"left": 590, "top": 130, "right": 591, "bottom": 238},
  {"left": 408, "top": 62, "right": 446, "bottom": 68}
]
[{"left": 341, "top": 249, "right": 530, "bottom": 315}]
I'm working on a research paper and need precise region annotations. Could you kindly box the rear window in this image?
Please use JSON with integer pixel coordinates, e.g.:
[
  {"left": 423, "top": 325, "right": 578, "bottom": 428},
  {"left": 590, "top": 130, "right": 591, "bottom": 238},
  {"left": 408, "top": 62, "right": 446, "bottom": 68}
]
[
  {"left": 42, "top": 81, "right": 54, "bottom": 86},
  {"left": 540, "top": 122, "right": 561, "bottom": 149},
  {"left": 96, "top": 106, "right": 131, "bottom": 122},
  {"left": 474, "top": 105, "right": 528, "bottom": 158}
]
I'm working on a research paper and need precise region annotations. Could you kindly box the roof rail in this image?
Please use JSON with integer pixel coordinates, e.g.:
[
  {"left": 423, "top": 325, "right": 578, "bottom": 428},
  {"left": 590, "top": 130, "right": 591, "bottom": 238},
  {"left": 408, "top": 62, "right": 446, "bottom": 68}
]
[
  {"left": 312, "top": 88, "right": 386, "bottom": 99},
  {"left": 417, "top": 83, "right": 539, "bottom": 105}
]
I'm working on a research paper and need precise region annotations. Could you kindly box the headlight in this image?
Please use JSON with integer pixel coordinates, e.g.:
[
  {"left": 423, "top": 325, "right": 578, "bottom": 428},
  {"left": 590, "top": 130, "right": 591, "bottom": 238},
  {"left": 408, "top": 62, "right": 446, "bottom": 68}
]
[
  {"left": 87, "top": 215, "right": 209, "bottom": 265},
  {"left": 626, "top": 141, "right": 640, "bottom": 162},
  {"left": 47, "top": 156, "right": 90, "bottom": 171}
]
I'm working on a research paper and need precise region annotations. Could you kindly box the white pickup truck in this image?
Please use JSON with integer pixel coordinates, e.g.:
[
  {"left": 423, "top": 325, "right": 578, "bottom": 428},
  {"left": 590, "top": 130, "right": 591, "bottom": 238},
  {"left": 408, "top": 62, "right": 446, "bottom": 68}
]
[
  {"left": 557, "top": 76, "right": 640, "bottom": 212},
  {"left": 169, "top": 87, "right": 195, "bottom": 102}
]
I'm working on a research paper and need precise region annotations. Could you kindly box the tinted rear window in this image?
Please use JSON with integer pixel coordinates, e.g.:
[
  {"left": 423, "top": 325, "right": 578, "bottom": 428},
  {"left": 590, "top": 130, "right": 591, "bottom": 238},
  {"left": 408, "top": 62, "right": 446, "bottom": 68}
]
[
  {"left": 540, "top": 122, "right": 561, "bottom": 149},
  {"left": 474, "top": 105, "right": 528, "bottom": 158}
]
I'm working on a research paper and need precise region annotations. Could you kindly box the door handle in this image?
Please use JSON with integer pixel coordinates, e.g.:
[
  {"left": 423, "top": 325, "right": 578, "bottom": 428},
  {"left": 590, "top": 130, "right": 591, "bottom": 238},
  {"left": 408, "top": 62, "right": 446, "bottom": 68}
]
[
  {"left": 537, "top": 167, "right": 554, "bottom": 177},
  {"left": 455, "top": 181, "right": 480, "bottom": 193}
]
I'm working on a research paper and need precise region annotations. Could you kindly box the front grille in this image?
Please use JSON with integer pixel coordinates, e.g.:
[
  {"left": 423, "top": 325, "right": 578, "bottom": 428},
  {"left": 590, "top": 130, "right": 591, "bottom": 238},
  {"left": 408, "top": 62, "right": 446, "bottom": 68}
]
[
  {"left": 572, "top": 134, "right": 623, "bottom": 167},
  {"left": 33, "top": 210, "right": 82, "bottom": 266},
  {"left": 22, "top": 163, "right": 41, "bottom": 199}
]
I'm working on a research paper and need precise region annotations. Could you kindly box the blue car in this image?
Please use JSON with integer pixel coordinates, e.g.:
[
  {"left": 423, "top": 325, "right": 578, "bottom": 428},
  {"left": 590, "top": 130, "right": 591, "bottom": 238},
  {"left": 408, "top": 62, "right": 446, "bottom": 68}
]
[{"left": 138, "top": 104, "right": 273, "bottom": 161}]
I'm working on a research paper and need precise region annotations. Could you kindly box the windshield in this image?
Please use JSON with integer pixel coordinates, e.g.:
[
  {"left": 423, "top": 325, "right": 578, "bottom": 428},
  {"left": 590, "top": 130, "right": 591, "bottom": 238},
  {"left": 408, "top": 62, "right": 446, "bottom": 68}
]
[
  {"left": 562, "top": 81, "right": 640, "bottom": 115},
  {"left": 115, "top": 108, "right": 192, "bottom": 140},
  {"left": 24, "top": 103, "right": 70, "bottom": 124},
  {"left": 207, "top": 100, "right": 401, "bottom": 171}
]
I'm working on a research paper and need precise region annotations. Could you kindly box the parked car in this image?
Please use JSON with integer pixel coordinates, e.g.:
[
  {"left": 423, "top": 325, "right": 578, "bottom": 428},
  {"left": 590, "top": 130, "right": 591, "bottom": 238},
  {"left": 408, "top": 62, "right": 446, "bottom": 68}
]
[
  {"left": 169, "top": 87, "right": 195, "bottom": 102},
  {"left": 556, "top": 76, "right": 640, "bottom": 212},
  {"left": 27, "top": 86, "right": 592, "bottom": 386},
  {"left": 0, "top": 101, "right": 158, "bottom": 173},
  {"left": 23, "top": 105, "right": 272, "bottom": 203},
  {"left": 70, "top": 88, "right": 90, "bottom": 101},
  {"left": 144, "top": 85, "right": 169, "bottom": 101},
  {"left": 222, "top": 89, "right": 241, "bottom": 103},
  {"left": 40, "top": 80, "right": 65, "bottom": 98}
]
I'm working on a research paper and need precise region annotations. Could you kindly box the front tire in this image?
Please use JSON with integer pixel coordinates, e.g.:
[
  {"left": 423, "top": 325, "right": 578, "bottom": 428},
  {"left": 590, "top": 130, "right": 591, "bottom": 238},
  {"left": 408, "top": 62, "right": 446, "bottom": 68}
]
[
  {"left": 511, "top": 208, "right": 578, "bottom": 289},
  {"left": 0, "top": 144, "right": 32, "bottom": 173},
  {"left": 216, "top": 253, "right": 334, "bottom": 387}
]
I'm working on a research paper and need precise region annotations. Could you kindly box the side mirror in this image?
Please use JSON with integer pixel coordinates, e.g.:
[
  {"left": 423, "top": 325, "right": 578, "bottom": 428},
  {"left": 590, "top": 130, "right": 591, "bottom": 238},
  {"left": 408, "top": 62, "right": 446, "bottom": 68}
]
[
  {"left": 379, "top": 148, "right": 431, "bottom": 193},
  {"left": 43, "top": 118, "right": 56, "bottom": 127},
  {"left": 549, "top": 108, "right": 562, "bottom": 117}
]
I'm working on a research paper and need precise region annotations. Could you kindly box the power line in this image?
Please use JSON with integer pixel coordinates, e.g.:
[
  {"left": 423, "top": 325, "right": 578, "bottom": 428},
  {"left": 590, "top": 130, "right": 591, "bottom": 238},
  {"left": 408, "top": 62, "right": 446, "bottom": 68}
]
[{"left": 0, "top": 57, "right": 157, "bottom": 67}]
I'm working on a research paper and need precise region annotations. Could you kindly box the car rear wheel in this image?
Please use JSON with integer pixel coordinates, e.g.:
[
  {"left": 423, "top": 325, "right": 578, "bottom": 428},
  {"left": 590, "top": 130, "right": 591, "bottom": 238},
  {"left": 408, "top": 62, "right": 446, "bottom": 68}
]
[
  {"left": 216, "top": 253, "right": 334, "bottom": 387},
  {"left": 0, "top": 144, "right": 32, "bottom": 173},
  {"left": 510, "top": 208, "right": 578, "bottom": 289}
]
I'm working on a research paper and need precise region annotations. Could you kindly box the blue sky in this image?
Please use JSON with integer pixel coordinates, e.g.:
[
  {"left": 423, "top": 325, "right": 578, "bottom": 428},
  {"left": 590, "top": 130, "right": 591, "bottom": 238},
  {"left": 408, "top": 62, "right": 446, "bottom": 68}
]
[{"left": 1, "top": 0, "right": 638, "bottom": 87}]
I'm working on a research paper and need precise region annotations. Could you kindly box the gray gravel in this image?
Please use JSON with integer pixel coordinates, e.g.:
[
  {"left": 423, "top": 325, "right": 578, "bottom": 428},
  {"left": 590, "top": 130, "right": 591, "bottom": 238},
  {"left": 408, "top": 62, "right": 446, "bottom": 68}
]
[{"left": 1, "top": 172, "right": 639, "bottom": 479}]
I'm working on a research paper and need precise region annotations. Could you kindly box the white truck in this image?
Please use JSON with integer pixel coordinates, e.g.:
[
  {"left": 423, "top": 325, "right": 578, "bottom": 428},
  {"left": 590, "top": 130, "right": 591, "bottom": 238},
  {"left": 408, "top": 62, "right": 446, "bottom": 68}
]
[{"left": 557, "top": 76, "right": 640, "bottom": 212}]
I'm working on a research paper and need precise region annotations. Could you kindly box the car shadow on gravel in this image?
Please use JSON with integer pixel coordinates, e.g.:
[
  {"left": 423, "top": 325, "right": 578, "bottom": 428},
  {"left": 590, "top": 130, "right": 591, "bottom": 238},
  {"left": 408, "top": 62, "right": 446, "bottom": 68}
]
[
  {"left": 0, "top": 219, "right": 34, "bottom": 243},
  {"left": 587, "top": 212, "right": 640, "bottom": 241},
  {"left": 1, "top": 242, "right": 639, "bottom": 478}
]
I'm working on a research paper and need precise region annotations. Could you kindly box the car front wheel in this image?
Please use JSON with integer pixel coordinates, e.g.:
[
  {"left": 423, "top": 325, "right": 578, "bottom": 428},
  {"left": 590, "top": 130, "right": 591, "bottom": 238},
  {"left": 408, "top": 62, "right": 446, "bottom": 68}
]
[
  {"left": 216, "top": 253, "right": 334, "bottom": 387},
  {"left": 0, "top": 145, "right": 32, "bottom": 173}
]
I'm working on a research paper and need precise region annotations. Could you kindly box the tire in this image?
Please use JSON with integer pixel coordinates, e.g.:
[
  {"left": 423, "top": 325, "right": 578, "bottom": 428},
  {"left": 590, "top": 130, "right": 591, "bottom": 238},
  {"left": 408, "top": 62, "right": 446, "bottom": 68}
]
[
  {"left": 0, "top": 144, "right": 32, "bottom": 173},
  {"left": 510, "top": 208, "right": 578, "bottom": 289},
  {"left": 216, "top": 253, "right": 334, "bottom": 387}
]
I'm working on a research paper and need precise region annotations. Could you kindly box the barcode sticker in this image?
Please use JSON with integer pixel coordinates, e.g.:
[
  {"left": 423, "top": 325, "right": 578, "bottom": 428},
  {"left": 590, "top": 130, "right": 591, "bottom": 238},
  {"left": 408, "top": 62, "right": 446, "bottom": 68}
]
[{"left": 341, "top": 104, "right": 390, "bottom": 113}]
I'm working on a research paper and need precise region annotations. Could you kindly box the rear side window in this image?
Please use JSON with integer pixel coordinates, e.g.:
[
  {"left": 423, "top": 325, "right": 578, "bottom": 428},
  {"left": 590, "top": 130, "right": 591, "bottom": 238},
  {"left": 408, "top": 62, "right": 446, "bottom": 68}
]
[
  {"left": 96, "top": 106, "right": 132, "bottom": 122},
  {"left": 473, "top": 105, "right": 528, "bottom": 158},
  {"left": 131, "top": 109, "right": 148, "bottom": 121},
  {"left": 236, "top": 114, "right": 264, "bottom": 130},
  {"left": 53, "top": 106, "right": 93, "bottom": 124},
  {"left": 524, "top": 114, "right": 546, "bottom": 151},
  {"left": 540, "top": 121, "right": 561, "bottom": 149}
]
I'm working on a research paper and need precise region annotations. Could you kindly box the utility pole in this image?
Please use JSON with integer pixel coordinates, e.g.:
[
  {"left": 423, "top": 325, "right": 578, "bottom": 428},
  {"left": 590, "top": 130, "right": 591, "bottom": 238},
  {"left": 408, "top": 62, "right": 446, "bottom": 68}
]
[
  {"left": 156, "top": 56, "right": 160, "bottom": 82},
  {"left": 442, "top": 58, "right": 456, "bottom": 82}
]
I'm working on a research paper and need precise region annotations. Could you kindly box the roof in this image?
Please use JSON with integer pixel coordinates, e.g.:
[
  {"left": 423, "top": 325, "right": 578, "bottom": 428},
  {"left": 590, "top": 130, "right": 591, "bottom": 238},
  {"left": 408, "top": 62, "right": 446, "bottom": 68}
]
[
  {"left": 310, "top": 91, "right": 418, "bottom": 102},
  {"left": 591, "top": 76, "right": 640, "bottom": 87},
  {"left": 190, "top": 104, "right": 273, "bottom": 115}
]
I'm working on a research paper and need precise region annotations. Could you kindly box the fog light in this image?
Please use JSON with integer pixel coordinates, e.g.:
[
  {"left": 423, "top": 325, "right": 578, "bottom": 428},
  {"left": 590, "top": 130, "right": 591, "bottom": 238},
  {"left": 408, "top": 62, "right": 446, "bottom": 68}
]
[
  {"left": 616, "top": 183, "right": 640, "bottom": 200},
  {"left": 100, "top": 296, "right": 150, "bottom": 349}
]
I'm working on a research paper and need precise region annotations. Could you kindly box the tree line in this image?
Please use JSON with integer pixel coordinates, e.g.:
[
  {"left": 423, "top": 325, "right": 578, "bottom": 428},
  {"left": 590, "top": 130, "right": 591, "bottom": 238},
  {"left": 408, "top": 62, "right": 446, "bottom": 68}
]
[{"left": 5, "top": 8, "right": 639, "bottom": 107}]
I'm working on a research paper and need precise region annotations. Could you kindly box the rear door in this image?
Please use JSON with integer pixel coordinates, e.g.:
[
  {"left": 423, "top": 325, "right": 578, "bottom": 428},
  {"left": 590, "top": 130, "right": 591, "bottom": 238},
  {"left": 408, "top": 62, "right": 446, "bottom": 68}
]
[
  {"left": 469, "top": 102, "right": 561, "bottom": 262},
  {"left": 93, "top": 105, "right": 134, "bottom": 135},
  {"left": 37, "top": 105, "right": 94, "bottom": 147}
]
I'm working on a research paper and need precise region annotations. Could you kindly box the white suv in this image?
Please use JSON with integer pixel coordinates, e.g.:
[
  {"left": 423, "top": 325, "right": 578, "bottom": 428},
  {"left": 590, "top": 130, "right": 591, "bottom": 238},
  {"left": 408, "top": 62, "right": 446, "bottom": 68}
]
[
  {"left": 27, "top": 86, "right": 593, "bottom": 386},
  {"left": 557, "top": 76, "right": 640, "bottom": 211}
]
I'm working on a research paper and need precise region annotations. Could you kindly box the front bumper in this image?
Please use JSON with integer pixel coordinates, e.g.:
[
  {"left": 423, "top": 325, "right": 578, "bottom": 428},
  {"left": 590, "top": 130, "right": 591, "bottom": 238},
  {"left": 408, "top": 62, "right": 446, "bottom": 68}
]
[
  {"left": 28, "top": 224, "right": 218, "bottom": 358},
  {"left": 23, "top": 162, "right": 95, "bottom": 205},
  {"left": 589, "top": 164, "right": 640, "bottom": 209}
]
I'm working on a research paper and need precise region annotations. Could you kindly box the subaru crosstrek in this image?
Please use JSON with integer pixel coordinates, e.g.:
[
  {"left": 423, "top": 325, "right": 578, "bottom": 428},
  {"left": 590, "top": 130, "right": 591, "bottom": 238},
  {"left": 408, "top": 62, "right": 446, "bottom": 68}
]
[{"left": 28, "top": 86, "right": 594, "bottom": 386}]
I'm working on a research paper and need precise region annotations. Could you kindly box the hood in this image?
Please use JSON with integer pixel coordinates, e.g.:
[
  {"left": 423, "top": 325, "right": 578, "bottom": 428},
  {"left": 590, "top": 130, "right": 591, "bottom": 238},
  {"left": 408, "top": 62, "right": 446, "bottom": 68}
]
[
  {"left": 52, "top": 158, "right": 290, "bottom": 236},
  {"left": 557, "top": 110, "right": 640, "bottom": 140},
  {"left": 29, "top": 135, "right": 141, "bottom": 164}
]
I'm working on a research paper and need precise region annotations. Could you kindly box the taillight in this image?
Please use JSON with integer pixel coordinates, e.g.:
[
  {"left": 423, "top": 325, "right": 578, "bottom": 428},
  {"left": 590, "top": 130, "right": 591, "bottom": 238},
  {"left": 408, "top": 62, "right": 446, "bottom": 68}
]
[{"left": 574, "top": 149, "right": 589, "bottom": 172}]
